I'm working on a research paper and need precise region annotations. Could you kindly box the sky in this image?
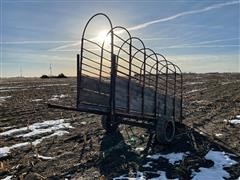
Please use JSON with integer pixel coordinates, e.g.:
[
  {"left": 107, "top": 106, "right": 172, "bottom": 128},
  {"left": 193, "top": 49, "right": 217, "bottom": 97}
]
[{"left": 0, "top": 0, "right": 239, "bottom": 77}]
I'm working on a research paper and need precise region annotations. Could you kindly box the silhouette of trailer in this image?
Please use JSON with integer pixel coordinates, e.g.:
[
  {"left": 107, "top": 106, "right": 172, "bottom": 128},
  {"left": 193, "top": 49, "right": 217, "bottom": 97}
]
[{"left": 49, "top": 13, "right": 183, "bottom": 144}]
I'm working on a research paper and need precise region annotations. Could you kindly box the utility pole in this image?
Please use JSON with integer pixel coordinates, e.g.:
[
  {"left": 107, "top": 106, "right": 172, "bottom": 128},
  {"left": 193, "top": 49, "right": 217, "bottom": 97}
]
[{"left": 49, "top": 63, "right": 52, "bottom": 77}]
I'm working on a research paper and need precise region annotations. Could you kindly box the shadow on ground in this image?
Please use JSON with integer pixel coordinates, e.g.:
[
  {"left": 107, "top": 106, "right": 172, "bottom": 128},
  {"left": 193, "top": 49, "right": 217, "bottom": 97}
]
[{"left": 97, "top": 124, "right": 240, "bottom": 179}]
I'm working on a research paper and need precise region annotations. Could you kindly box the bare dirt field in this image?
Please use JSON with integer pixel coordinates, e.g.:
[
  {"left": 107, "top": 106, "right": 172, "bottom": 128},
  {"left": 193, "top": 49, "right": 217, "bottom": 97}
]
[{"left": 0, "top": 73, "right": 240, "bottom": 179}]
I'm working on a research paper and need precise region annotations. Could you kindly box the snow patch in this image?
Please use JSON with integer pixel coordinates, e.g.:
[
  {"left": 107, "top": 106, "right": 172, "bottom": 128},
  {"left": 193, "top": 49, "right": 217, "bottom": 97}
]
[
  {"left": 36, "top": 87, "right": 45, "bottom": 90},
  {"left": 1, "top": 126, "right": 15, "bottom": 130},
  {"left": 135, "top": 147, "right": 144, "bottom": 152},
  {"left": 228, "top": 115, "right": 240, "bottom": 124},
  {"left": 0, "top": 130, "right": 70, "bottom": 158},
  {"left": 0, "top": 119, "right": 73, "bottom": 137},
  {"left": 0, "top": 86, "right": 21, "bottom": 90},
  {"left": 39, "top": 84, "right": 69, "bottom": 87},
  {"left": 113, "top": 150, "right": 238, "bottom": 180},
  {"left": 113, "top": 171, "right": 145, "bottom": 180},
  {"left": 142, "top": 161, "right": 153, "bottom": 168},
  {"left": 215, "top": 133, "right": 222, "bottom": 137},
  {"left": 49, "top": 94, "right": 68, "bottom": 101},
  {"left": 0, "top": 147, "right": 11, "bottom": 158},
  {"left": 192, "top": 150, "right": 237, "bottom": 179},
  {"left": 113, "top": 170, "right": 173, "bottom": 180},
  {"left": 229, "top": 119, "right": 240, "bottom": 124},
  {"left": 185, "top": 88, "right": 207, "bottom": 94},
  {"left": 0, "top": 96, "right": 11, "bottom": 100},
  {"left": 0, "top": 142, "right": 29, "bottom": 158},
  {"left": 0, "top": 96, "right": 11, "bottom": 105},
  {"left": 221, "top": 82, "right": 231, "bottom": 85},
  {"left": 80, "top": 121, "right": 87, "bottom": 125},
  {"left": 1, "top": 175, "right": 13, "bottom": 180},
  {"left": 147, "top": 152, "right": 187, "bottom": 164},
  {"left": 185, "top": 82, "right": 204, "bottom": 85},
  {"left": 223, "top": 115, "right": 240, "bottom": 124},
  {"left": 0, "top": 119, "right": 72, "bottom": 157},
  {"left": 31, "top": 99, "right": 43, "bottom": 102},
  {"left": 192, "top": 100, "right": 210, "bottom": 104},
  {"left": 34, "top": 154, "right": 56, "bottom": 160}
]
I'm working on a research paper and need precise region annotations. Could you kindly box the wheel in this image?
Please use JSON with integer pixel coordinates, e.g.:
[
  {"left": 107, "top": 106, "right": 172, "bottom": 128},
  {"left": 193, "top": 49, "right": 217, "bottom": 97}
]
[
  {"left": 101, "top": 115, "right": 119, "bottom": 134},
  {"left": 155, "top": 116, "right": 175, "bottom": 144}
]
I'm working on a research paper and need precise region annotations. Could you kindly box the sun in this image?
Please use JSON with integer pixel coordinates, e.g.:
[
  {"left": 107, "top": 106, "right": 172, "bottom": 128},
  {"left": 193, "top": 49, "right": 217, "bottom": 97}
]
[{"left": 96, "top": 30, "right": 111, "bottom": 45}]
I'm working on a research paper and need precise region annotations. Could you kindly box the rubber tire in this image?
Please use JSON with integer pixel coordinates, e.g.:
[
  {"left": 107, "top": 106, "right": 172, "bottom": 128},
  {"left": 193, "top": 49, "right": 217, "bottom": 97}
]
[
  {"left": 155, "top": 116, "right": 175, "bottom": 144},
  {"left": 101, "top": 115, "right": 119, "bottom": 134}
]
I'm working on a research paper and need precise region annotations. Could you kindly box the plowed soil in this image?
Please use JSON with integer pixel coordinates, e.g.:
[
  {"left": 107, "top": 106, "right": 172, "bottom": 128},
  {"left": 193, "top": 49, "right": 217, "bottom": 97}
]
[{"left": 0, "top": 73, "right": 240, "bottom": 179}]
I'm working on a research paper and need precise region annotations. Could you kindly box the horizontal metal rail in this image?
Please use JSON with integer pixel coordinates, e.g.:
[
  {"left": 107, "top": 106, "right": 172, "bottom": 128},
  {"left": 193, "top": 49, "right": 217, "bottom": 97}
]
[{"left": 76, "top": 13, "right": 183, "bottom": 127}]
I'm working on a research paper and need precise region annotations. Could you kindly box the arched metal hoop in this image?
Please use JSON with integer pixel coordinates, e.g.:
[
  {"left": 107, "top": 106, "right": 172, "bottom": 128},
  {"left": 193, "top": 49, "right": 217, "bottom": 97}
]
[{"left": 76, "top": 13, "right": 183, "bottom": 126}]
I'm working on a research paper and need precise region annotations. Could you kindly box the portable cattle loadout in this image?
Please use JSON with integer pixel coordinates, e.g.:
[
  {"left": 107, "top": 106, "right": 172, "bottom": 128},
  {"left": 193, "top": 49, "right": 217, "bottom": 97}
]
[{"left": 49, "top": 13, "right": 183, "bottom": 144}]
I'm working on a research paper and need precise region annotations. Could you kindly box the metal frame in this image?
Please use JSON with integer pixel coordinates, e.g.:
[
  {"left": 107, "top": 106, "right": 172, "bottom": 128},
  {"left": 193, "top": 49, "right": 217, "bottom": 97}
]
[{"left": 76, "top": 13, "right": 183, "bottom": 129}]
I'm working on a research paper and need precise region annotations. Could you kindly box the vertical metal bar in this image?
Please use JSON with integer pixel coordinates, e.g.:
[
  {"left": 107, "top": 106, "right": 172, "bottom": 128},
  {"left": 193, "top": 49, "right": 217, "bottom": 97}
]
[
  {"left": 77, "top": 54, "right": 80, "bottom": 108},
  {"left": 164, "top": 68, "right": 169, "bottom": 115},
  {"left": 141, "top": 52, "right": 146, "bottom": 115},
  {"left": 99, "top": 48, "right": 104, "bottom": 85},
  {"left": 77, "top": 37, "right": 84, "bottom": 109},
  {"left": 107, "top": 28, "right": 115, "bottom": 125},
  {"left": 173, "top": 73, "right": 177, "bottom": 120},
  {"left": 127, "top": 44, "right": 132, "bottom": 113},
  {"left": 154, "top": 63, "right": 159, "bottom": 117},
  {"left": 180, "top": 75, "right": 183, "bottom": 122},
  {"left": 110, "top": 54, "right": 117, "bottom": 117}
]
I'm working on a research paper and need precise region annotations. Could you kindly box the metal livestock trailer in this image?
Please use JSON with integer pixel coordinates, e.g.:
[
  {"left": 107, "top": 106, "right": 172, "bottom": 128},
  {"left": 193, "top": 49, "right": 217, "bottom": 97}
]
[{"left": 50, "top": 13, "right": 183, "bottom": 144}]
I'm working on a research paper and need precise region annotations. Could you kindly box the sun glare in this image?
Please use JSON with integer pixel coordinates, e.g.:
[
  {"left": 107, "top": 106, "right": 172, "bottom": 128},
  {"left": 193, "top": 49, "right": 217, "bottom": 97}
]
[{"left": 96, "top": 30, "right": 111, "bottom": 45}]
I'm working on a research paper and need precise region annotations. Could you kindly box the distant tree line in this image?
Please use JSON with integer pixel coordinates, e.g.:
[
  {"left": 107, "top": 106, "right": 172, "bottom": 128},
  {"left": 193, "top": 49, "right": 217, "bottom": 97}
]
[{"left": 41, "top": 73, "right": 67, "bottom": 79}]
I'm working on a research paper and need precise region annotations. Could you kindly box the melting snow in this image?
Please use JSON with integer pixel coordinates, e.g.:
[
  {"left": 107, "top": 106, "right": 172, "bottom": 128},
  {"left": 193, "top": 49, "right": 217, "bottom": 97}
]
[
  {"left": 192, "top": 150, "right": 237, "bottom": 179},
  {"left": 114, "top": 150, "right": 238, "bottom": 180},
  {"left": 1, "top": 176, "right": 13, "bottom": 180},
  {"left": 185, "top": 82, "right": 204, "bottom": 85},
  {"left": 229, "top": 119, "right": 240, "bottom": 124},
  {"left": 0, "top": 119, "right": 72, "bottom": 137},
  {"left": 135, "top": 147, "right": 144, "bottom": 152},
  {"left": 192, "top": 100, "right": 210, "bottom": 104},
  {"left": 1, "top": 126, "right": 15, "bottom": 130},
  {"left": 142, "top": 161, "right": 153, "bottom": 168},
  {"left": 0, "top": 119, "right": 72, "bottom": 157},
  {"left": 0, "top": 96, "right": 11, "bottom": 100},
  {"left": 80, "top": 121, "right": 87, "bottom": 125},
  {"left": 0, "top": 86, "right": 21, "bottom": 90},
  {"left": 31, "top": 130, "right": 69, "bottom": 146},
  {"left": 49, "top": 94, "right": 68, "bottom": 101},
  {"left": 147, "top": 152, "right": 187, "bottom": 164},
  {"left": 222, "top": 82, "right": 231, "bottom": 85},
  {"left": 39, "top": 84, "right": 69, "bottom": 87},
  {"left": 49, "top": 97, "right": 58, "bottom": 101},
  {"left": 113, "top": 170, "right": 173, "bottom": 180},
  {"left": 226, "top": 115, "right": 240, "bottom": 124},
  {"left": 0, "top": 96, "right": 11, "bottom": 105},
  {"left": 31, "top": 99, "right": 43, "bottom": 102},
  {"left": 113, "top": 171, "right": 145, "bottom": 180},
  {"left": 0, "top": 142, "right": 29, "bottom": 158},
  {"left": 185, "top": 88, "right": 207, "bottom": 94},
  {"left": 0, "top": 147, "right": 11, "bottom": 157},
  {"left": 0, "top": 130, "right": 69, "bottom": 158},
  {"left": 34, "top": 154, "right": 56, "bottom": 160}
]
